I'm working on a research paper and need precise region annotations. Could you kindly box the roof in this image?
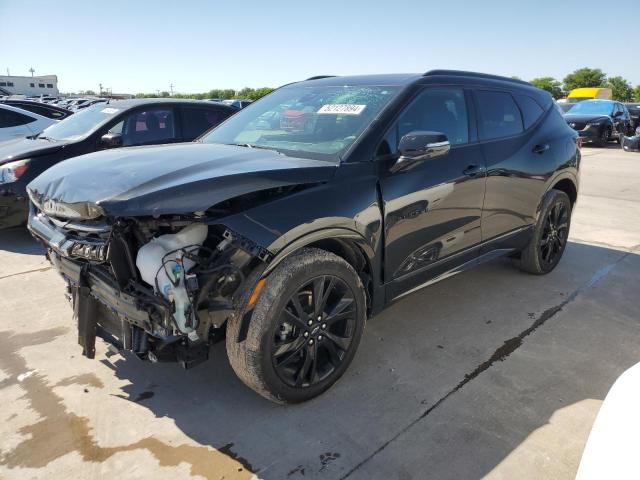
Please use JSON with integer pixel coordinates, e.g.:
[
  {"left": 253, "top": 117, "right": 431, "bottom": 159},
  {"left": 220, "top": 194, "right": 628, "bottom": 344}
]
[
  {"left": 298, "top": 70, "right": 533, "bottom": 88},
  {"left": 88, "top": 98, "right": 238, "bottom": 111}
]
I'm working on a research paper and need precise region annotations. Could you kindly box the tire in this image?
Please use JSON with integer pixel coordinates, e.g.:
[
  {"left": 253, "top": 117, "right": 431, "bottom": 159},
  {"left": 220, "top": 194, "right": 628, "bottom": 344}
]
[
  {"left": 516, "top": 189, "right": 571, "bottom": 275},
  {"left": 226, "top": 248, "right": 367, "bottom": 403},
  {"left": 596, "top": 126, "right": 611, "bottom": 147}
]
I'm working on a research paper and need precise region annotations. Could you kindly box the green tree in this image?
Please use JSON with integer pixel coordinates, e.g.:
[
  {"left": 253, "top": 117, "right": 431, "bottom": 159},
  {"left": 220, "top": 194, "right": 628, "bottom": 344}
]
[
  {"left": 530, "top": 77, "right": 564, "bottom": 99},
  {"left": 635, "top": 85, "right": 640, "bottom": 102},
  {"left": 563, "top": 68, "right": 606, "bottom": 91},
  {"left": 605, "top": 76, "right": 634, "bottom": 102}
]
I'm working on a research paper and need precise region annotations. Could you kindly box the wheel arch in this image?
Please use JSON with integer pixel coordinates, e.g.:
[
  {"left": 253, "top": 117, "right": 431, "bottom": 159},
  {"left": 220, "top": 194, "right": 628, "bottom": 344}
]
[
  {"left": 551, "top": 177, "right": 578, "bottom": 207},
  {"left": 263, "top": 228, "right": 377, "bottom": 316}
]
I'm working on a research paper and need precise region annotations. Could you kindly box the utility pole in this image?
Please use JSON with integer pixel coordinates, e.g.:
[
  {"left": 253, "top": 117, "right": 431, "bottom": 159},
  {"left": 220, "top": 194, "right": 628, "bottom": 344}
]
[
  {"left": 99, "top": 83, "right": 103, "bottom": 95},
  {"left": 29, "top": 68, "right": 35, "bottom": 77},
  {"left": 170, "top": 83, "right": 174, "bottom": 96}
]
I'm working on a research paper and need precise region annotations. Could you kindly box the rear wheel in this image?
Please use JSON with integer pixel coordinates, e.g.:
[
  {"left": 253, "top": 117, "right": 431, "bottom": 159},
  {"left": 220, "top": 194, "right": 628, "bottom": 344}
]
[
  {"left": 226, "top": 248, "right": 366, "bottom": 403},
  {"left": 516, "top": 189, "right": 571, "bottom": 275}
]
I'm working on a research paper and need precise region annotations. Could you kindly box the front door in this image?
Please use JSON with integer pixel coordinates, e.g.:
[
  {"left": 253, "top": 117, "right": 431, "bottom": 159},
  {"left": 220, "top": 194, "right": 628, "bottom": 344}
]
[{"left": 379, "top": 87, "right": 487, "bottom": 300}]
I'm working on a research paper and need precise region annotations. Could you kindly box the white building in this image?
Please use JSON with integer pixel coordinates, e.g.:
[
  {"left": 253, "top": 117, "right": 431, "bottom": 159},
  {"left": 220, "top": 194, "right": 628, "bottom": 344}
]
[{"left": 0, "top": 74, "right": 59, "bottom": 97}]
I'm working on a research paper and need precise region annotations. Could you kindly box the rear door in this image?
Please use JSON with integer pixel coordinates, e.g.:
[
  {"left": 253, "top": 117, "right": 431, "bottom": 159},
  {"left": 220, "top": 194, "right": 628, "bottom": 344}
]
[
  {"left": 475, "top": 89, "right": 552, "bottom": 250},
  {"left": 379, "top": 87, "right": 487, "bottom": 300}
]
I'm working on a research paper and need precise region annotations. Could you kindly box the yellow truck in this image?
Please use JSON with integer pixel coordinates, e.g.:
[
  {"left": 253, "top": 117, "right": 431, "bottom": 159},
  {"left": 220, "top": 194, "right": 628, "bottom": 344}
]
[{"left": 567, "top": 87, "right": 613, "bottom": 102}]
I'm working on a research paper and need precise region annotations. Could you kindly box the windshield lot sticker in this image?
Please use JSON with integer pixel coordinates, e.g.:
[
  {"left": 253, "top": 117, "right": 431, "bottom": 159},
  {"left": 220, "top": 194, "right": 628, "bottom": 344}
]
[
  {"left": 100, "top": 107, "right": 119, "bottom": 114},
  {"left": 318, "top": 104, "right": 366, "bottom": 115}
]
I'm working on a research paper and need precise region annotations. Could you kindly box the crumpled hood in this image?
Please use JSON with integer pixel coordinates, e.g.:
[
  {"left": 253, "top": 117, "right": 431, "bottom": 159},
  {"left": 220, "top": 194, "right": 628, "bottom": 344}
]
[
  {"left": 564, "top": 114, "right": 611, "bottom": 124},
  {"left": 27, "top": 142, "right": 336, "bottom": 217},
  {"left": 0, "top": 137, "right": 68, "bottom": 165}
]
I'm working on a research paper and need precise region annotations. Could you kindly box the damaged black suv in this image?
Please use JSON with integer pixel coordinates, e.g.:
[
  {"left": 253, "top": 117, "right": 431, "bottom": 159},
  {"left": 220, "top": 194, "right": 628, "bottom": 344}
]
[{"left": 27, "top": 71, "right": 580, "bottom": 403}]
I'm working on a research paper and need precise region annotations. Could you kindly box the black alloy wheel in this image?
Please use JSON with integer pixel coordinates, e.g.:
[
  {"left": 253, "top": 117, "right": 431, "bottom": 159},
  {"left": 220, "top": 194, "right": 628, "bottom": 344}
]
[
  {"left": 272, "top": 275, "right": 357, "bottom": 388},
  {"left": 226, "top": 248, "right": 366, "bottom": 403},
  {"left": 539, "top": 200, "right": 569, "bottom": 268},
  {"left": 516, "top": 189, "right": 571, "bottom": 275}
]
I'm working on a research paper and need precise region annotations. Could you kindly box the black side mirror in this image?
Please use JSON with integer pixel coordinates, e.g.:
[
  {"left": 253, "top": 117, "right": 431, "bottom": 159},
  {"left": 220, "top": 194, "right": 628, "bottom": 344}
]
[
  {"left": 100, "top": 132, "right": 123, "bottom": 149},
  {"left": 390, "top": 131, "right": 450, "bottom": 173}
]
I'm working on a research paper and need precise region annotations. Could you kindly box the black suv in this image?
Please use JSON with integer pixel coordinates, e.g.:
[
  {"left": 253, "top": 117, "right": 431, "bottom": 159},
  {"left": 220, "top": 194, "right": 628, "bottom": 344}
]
[
  {"left": 0, "top": 99, "right": 236, "bottom": 228},
  {"left": 27, "top": 71, "right": 580, "bottom": 403}
]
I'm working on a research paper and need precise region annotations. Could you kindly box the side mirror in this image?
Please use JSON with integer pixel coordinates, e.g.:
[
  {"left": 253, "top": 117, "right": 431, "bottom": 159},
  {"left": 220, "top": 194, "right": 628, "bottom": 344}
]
[
  {"left": 100, "top": 132, "right": 123, "bottom": 149},
  {"left": 390, "top": 131, "right": 450, "bottom": 173},
  {"left": 613, "top": 111, "right": 623, "bottom": 118}
]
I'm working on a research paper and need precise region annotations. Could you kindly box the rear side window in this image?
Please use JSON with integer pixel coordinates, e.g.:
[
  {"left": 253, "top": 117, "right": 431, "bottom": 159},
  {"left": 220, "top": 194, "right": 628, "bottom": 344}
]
[
  {"left": 514, "top": 95, "right": 544, "bottom": 130},
  {"left": 476, "top": 91, "right": 523, "bottom": 140},
  {"left": 0, "top": 109, "right": 35, "bottom": 127},
  {"left": 181, "top": 107, "right": 231, "bottom": 140}
]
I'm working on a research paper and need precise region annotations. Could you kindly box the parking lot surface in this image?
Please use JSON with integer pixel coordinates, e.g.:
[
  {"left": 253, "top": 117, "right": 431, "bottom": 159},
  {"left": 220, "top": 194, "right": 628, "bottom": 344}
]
[{"left": 0, "top": 145, "right": 638, "bottom": 480}]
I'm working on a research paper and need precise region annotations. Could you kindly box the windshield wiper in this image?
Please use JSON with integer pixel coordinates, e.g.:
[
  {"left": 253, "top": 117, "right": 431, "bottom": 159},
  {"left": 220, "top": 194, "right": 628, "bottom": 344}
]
[{"left": 226, "top": 143, "right": 284, "bottom": 154}]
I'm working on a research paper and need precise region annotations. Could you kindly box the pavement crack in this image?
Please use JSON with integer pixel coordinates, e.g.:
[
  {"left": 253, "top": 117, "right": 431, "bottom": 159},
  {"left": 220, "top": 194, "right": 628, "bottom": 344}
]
[
  {"left": 339, "top": 252, "right": 630, "bottom": 479},
  {"left": 0, "top": 266, "right": 52, "bottom": 280}
]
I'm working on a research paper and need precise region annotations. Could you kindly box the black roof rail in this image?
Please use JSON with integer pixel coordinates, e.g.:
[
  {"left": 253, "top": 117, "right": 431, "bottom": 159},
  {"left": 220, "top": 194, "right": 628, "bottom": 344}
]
[
  {"left": 305, "top": 75, "right": 338, "bottom": 81},
  {"left": 423, "top": 70, "right": 531, "bottom": 86}
]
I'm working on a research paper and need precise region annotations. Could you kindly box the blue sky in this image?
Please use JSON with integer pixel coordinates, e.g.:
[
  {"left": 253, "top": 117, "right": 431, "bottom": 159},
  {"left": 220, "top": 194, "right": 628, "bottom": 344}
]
[{"left": 1, "top": 0, "right": 638, "bottom": 94}]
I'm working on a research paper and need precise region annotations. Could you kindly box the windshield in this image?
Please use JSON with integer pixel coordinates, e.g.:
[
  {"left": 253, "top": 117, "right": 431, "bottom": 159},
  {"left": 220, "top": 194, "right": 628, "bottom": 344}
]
[
  {"left": 201, "top": 84, "right": 401, "bottom": 161},
  {"left": 39, "top": 104, "right": 121, "bottom": 141},
  {"left": 566, "top": 101, "right": 614, "bottom": 116}
]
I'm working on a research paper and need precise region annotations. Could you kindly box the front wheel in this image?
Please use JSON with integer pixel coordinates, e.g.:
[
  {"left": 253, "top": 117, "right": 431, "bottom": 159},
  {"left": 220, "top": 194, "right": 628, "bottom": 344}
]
[
  {"left": 226, "top": 248, "right": 366, "bottom": 403},
  {"left": 516, "top": 189, "right": 571, "bottom": 275}
]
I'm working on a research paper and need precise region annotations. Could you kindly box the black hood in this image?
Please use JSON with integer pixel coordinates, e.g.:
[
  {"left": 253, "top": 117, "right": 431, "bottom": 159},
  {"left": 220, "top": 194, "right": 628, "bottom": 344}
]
[
  {"left": 563, "top": 113, "right": 611, "bottom": 123},
  {"left": 0, "top": 137, "right": 69, "bottom": 165},
  {"left": 27, "top": 143, "right": 336, "bottom": 217}
]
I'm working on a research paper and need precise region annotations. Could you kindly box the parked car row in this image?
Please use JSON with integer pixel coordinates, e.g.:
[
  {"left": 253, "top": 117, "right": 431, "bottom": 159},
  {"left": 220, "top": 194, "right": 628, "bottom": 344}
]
[
  {"left": 0, "top": 98, "right": 237, "bottom": 228},
  {"left": 16, "top": 70, "right": 581, "bottom": 403}
]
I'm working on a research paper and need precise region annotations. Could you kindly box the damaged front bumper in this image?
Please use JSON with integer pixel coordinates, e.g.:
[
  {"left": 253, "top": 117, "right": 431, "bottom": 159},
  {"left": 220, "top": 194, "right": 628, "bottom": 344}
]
[{"left": 28, "top": 208, "right": 267, "bottom": 368}]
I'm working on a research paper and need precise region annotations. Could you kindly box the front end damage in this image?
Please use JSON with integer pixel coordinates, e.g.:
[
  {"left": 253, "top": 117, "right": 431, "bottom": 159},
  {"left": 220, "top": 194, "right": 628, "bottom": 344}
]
[{"left": 28, "top": 206, "right": 270, "bottom": 369}]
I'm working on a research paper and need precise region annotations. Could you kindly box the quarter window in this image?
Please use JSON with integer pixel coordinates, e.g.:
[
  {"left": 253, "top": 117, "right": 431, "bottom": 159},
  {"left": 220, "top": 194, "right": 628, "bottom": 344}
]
[
  {"left": 514, "top": 94, "right": 544, "bottom": 130},
  {"left": 476, "top": 90, "right": 523, "bottom": 140}
]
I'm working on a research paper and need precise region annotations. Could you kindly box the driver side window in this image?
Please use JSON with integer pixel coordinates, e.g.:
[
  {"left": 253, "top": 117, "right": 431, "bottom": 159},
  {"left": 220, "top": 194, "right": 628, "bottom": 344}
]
[{"left": 377, "top": 88, "right": 469, "bottom": 157}]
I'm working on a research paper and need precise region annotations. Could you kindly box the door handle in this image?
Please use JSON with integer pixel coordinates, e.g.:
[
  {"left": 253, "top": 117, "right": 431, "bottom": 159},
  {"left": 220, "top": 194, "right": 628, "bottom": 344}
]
[
  {"left": 532, "top": 143, "right": 550, "bottom": 154},
  {"left": 463, "top": 164, "right": 484, "bottom": 177}
]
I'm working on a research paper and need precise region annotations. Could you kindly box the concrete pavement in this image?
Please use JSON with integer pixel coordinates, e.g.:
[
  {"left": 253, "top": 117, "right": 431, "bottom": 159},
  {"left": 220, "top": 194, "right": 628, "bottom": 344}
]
[{"left": 0, "top": 145, "right": 638, "bottom": 479}]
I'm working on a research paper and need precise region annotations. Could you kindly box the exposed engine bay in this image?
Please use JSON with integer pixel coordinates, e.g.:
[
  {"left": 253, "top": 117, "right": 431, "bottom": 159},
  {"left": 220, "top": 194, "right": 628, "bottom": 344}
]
[{"left": 30, "top": 208, "right": 271, "bottom": 368}]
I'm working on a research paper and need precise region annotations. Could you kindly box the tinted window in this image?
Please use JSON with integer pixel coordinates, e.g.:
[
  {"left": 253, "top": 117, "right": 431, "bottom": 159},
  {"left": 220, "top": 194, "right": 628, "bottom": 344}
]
[
  {"left": 181, "top": 107, "right": 230, "bottom": 140},
  {"left": 377, "top": 88, "right": 469, "bottom": 157},
  {"left": 403, "top": 88, "right": 469, "bottom": 145},
  {"left": 121, "top": 108, "right": 176, "bottom": 146},
  {"left": 515, "top": 95, "right": 544, "bottom": 129},
  {"left": 476, "top": 91, "right": 523, "bottom": 140},
  {"left": 0, "top": 109, "right": 35, "bottom": 127}
]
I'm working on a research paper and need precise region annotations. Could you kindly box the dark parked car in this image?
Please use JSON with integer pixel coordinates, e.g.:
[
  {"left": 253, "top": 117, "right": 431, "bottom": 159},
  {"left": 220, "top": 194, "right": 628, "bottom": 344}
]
[
  {"left": 0, "top": 99, "right": 73, "bottom": 120},
  {"left": 564, "top": 100, "right": 632, "bottom": 146},
  {"left": 27, "top": 71, "right": 580, "bottom": 403},
  {"left": 624, "top": 102, "right": 640, "bottom": 130},
  {"left": 0, "top": 99, "right": 235, "bottom": 228},
  {"left": 221, "top": 99, "right": 254, "bottom": 109}
]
